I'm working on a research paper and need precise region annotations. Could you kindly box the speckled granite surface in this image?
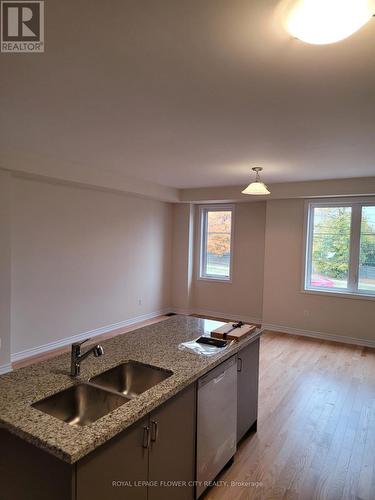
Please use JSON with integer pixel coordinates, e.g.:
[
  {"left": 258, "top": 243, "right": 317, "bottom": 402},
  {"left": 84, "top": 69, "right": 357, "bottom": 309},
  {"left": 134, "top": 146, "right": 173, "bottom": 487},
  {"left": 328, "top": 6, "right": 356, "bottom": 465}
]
[{"left": 0, "top": 315, "right": 261, "bottom": 464}]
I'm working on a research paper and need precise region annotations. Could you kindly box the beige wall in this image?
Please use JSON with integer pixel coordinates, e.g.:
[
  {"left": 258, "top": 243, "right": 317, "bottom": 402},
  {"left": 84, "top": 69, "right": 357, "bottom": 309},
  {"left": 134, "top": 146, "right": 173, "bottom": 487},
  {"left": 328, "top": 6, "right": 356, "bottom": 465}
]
[
  {"left": 4, "top": 173, "right": 375, "bottom": 362},
  {"left": 11, "top": 176, "right": 173, "bottom": 354},
  {"left": 262, "top": 199, "right": 375, "bottom": 342},
  {"left": 0, "top": 171, "right": 11, "bottom": 368},
  {"left": 171, "top": 204, "right": 195, "bottom": 313},
  {"left": 191, "top": 202, "right": 266, "bottom": 322}
]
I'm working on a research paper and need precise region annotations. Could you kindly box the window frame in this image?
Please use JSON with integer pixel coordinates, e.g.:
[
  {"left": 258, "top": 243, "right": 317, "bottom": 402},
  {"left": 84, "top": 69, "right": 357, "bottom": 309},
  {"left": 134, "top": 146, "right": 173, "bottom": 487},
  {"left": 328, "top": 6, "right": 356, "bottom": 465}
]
[
  {"left": 198, "top": 204, "right": 235, "bottom": 283},
  {"left": 303, "top": 197, "right": 375, "bottom": 300}
]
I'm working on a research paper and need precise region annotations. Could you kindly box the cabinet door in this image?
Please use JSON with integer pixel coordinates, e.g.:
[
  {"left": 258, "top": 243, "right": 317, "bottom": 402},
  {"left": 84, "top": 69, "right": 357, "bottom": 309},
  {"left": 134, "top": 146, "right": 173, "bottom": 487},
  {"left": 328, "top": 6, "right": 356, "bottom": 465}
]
[
  {"left": 76, "top": 417, "right": 149, "bottom": 500},
  {"left": 237, "top": 338, "right": 260, "bottom": 443},
  {"left": 148, "top": 385, "right": 196, "bottom": 500}
]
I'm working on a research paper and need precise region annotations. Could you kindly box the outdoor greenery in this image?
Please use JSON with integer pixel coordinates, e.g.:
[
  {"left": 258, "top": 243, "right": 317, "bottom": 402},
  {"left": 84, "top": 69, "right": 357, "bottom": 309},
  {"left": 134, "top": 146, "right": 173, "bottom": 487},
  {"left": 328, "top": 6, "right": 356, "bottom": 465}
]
[
  {"left": 313, "top": 208, "right": 375, "bottom": 279},
  {"left": 360, "top": 217, "right": 375, "bottom": 269},
  {"left": 206, "top": 211, "right": 231, "bottom": 257}
]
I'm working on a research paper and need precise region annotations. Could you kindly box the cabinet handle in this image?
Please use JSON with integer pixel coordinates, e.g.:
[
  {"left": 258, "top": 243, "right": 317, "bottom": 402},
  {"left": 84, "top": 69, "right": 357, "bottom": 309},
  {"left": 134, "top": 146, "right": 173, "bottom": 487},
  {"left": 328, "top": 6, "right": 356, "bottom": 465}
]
[
  {"left": 143, "top": 426, "right": 151, "bottom": 449},
  {"left": 151, "top": 420, "right": 159, "bottom": 442},
  {"left": 237, "top": 357, "right": 243, "bottom": 372}
]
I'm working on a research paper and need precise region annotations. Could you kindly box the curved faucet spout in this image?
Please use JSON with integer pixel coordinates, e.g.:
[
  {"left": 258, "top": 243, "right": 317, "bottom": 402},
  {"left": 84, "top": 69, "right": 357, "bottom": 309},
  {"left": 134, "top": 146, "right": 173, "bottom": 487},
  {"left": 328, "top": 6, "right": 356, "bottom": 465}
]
[{"left": 71, "top": 339, "right": 104, "bottom": 377}]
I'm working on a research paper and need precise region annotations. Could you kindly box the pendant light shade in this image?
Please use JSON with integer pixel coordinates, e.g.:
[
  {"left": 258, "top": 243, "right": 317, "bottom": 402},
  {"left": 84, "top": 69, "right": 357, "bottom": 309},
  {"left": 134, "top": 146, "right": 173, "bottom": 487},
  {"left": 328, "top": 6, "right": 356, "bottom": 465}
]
[
  {"left": 242, "top": 167, "right": 271, "bottom": 196},
  {"left": 285, "top": 0, "right": 374, "bottom": 45}
]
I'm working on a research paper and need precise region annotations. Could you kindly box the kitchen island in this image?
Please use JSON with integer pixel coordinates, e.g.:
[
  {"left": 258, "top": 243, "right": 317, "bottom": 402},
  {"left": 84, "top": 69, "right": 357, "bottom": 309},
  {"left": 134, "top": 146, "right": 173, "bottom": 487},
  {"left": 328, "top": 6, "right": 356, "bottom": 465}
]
[{"left": 0, "top": 315, "right": 261, "bottom": 499}]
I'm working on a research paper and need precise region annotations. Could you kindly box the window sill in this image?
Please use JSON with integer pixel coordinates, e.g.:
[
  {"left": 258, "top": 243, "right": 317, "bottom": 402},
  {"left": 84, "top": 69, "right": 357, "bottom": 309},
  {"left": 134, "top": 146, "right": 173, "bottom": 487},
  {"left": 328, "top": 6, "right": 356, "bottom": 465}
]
[
  {"left": 302, "top": 288, "right": 375, "bottom": 302},
  {"left": 198, "top": 276, "right": 232, "bottom": 284}
]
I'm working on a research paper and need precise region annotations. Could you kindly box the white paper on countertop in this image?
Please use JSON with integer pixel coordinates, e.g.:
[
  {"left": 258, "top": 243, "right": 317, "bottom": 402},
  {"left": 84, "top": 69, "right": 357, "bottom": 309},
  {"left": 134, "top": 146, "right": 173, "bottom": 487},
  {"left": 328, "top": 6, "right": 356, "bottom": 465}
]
[{"left": 178, "top": 337, "right": 234, "bottom": 357}]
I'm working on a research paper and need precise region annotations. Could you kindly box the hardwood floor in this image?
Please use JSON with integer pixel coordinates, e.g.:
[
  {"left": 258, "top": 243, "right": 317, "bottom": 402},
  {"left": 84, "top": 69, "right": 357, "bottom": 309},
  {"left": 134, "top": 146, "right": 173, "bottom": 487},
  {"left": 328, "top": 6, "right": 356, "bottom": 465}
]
[{"left": 204, "top": 331, "right": 375, "bottom": 500}]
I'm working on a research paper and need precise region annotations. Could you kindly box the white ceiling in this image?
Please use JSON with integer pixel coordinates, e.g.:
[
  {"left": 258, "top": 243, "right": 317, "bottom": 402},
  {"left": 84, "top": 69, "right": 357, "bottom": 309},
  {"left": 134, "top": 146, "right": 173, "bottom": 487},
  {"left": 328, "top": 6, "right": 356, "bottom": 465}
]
[{"left": 1, "top": 0, "right": 375, "bottom": 189}]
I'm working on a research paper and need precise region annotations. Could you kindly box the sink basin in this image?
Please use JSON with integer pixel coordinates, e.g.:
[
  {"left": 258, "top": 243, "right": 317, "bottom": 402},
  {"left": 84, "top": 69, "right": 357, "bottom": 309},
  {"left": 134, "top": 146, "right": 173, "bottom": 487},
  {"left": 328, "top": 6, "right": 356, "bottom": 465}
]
[
  {"left": 89, "top": 361, "right": 173, "bottom": 398},
  {"left": 32, "top": 383, "right": 129, "bottom": 426}
]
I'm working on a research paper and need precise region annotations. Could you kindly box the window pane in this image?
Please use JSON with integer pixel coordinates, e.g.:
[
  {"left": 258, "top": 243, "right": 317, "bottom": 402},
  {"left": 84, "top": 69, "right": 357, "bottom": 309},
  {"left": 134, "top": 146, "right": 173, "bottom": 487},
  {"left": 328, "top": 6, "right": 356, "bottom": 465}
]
[
  {"left": 359, "top": 206, "right": 375, "bottom": 293},
  {"left": 204, "top": 210, "right": 232, "bottom": 278},
  {"left": 309, "top": 207, "right": 351, "bottom": 289}
]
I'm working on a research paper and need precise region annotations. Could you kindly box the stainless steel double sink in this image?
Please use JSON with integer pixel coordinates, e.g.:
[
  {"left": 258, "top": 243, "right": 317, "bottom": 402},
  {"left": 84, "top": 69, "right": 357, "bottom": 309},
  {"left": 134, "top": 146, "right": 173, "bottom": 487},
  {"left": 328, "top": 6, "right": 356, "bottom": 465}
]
[{"left": 32, "top": 361, "right": 173, "bottom": 427}]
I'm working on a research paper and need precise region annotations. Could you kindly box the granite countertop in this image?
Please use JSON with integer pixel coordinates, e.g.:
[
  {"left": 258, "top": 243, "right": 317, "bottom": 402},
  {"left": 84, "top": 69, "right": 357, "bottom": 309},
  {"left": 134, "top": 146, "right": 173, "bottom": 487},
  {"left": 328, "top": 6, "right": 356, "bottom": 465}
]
[{"left": 0, "top": 315, "right": 261, "bottom": 464}]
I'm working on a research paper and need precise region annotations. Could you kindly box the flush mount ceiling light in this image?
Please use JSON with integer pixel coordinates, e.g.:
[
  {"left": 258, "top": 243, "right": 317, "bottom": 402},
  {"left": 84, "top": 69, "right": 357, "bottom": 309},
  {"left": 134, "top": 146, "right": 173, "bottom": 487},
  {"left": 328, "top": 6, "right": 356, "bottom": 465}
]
[
  {"left": 285, "top": 0, "right": 375, "bottom": 45},
  {"left": 242, "top": 167, "right": 271, "bottom": 196}
]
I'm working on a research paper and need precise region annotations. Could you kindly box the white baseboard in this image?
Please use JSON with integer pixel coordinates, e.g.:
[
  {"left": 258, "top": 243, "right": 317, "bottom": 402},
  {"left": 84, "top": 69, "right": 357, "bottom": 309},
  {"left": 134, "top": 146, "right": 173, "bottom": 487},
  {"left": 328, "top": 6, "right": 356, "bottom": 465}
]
[
  {"left": 11, "top": 308, "right": 172, "bottom": 363},
  {"left": 263, "top": 323, "right": 375, "bottom": 348},
  {"left": 0, "top": 363, "right": 12, "bottom": 375},
  {"left": 10, "top": 308, "right": 374, "bottom": 366}
]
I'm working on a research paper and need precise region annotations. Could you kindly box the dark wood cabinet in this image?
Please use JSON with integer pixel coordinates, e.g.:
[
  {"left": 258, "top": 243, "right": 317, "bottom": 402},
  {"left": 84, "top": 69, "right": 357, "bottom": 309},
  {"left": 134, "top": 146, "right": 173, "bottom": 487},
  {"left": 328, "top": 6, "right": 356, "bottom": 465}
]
[
  {"left": 76, "top": 385, "right": 196, "bottom": 500},
  {"left": 76, "top": 416, "right": 149, "bottom": 500},
  {"left": 148, "top": 384, "right": 196, "bottom": 500},
  {"left": 237, "top": 338, "right": 260, "bottom": 442}
]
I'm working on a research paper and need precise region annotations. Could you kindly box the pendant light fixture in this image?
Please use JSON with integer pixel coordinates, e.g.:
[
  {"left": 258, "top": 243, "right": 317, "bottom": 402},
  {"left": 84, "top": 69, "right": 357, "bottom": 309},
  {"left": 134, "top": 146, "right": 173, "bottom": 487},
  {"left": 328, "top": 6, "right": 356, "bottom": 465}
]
[
  {"left": 242, "top": 167, "right": 271, "bottom": 196},
  {"left": 284, "top": 0, "right": 374, "bottom": 45}
]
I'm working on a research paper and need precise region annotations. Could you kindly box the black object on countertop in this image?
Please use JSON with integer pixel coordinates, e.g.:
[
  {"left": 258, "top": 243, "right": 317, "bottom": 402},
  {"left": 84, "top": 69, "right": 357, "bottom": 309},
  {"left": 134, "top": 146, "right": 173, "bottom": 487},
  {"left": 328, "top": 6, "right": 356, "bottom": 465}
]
[{"left": 196, "top": 337, "right": 228, "bottom": 348}]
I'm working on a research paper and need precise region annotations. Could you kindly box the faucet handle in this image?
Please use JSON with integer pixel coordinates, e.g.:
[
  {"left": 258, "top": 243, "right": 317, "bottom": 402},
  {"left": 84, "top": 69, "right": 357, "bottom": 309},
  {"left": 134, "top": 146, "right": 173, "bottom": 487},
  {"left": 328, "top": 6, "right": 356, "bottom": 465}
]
[{"left": 72, "top": 338, "right": 91, "bottom": 348}]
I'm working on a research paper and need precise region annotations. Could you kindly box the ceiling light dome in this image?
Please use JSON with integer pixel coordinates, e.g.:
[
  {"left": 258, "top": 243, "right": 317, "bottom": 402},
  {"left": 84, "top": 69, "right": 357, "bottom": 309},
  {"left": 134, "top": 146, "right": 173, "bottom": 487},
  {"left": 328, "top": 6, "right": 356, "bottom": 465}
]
[
  {"left": 285, "top": 0, "right": 374, "bottom": 45},
  {"left": 242, "top": 167, "right": 271, "bottom": 196}
]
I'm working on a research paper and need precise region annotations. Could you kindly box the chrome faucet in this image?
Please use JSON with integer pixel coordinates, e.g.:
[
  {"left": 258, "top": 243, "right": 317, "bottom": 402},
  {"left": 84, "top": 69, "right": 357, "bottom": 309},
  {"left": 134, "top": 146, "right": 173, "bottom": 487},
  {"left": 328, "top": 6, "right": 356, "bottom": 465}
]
[{"left": 70, "top": 338, "right": 104, "bottom": 377}]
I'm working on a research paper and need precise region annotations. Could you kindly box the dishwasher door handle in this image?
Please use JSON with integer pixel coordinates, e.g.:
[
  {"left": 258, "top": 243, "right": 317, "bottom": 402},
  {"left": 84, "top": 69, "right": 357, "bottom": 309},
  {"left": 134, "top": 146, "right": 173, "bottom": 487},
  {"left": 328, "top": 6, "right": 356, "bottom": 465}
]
[
  {"left": 213, "top": 372, "right": 225, "bottom": 384},
  {"left": 237, "top": 357, "right": 243, "bottom": 372}
]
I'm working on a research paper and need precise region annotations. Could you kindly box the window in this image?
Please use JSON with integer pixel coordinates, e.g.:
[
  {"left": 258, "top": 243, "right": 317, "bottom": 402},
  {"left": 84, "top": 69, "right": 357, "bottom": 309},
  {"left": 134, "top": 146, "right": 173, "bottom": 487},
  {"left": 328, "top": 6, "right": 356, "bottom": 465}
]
[
  {"left": 199, "top": 206, "right": 234, "bottom": 281},
  {"left": 304, "top": 200, "right": 375, "bottom": 297}
]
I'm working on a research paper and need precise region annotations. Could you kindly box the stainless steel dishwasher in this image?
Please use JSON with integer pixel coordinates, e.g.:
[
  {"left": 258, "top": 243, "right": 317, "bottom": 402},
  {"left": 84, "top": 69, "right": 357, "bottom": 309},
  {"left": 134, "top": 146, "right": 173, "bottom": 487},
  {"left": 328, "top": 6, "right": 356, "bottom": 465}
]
[{"left": 196, "top": 356, "right": 237, "bottom": 498}]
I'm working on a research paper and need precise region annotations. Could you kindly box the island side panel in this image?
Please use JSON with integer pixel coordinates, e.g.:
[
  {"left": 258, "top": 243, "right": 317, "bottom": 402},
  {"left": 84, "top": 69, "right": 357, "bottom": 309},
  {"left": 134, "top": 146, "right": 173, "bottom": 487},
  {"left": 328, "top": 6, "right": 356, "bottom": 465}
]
[{"left": 0, "top": 429, "right": 75, "bottom": 500}]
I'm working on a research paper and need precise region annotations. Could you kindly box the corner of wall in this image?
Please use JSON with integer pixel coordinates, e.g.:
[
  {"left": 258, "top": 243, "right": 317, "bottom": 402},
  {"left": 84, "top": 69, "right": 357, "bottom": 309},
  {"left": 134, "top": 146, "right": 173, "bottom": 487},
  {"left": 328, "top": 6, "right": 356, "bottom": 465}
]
[{"left": 0, "top": 170, "right": 12, "bottom": 368}]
